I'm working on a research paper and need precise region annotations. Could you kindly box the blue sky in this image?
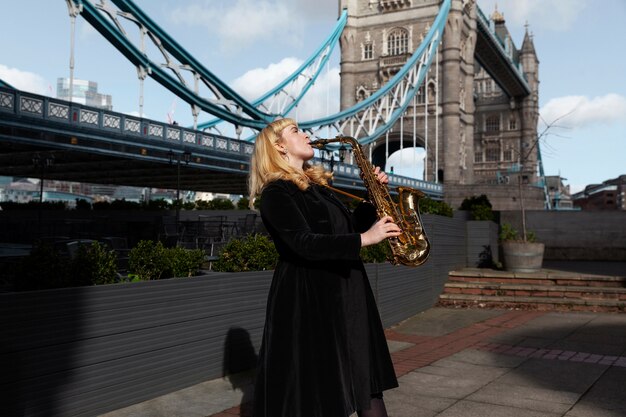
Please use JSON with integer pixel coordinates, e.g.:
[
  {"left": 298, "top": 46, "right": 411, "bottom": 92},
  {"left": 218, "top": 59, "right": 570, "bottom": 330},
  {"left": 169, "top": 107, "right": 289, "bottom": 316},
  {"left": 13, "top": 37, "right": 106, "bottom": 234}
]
[{"left": 1, "top": 0, "right": 624, "bottom": 193}]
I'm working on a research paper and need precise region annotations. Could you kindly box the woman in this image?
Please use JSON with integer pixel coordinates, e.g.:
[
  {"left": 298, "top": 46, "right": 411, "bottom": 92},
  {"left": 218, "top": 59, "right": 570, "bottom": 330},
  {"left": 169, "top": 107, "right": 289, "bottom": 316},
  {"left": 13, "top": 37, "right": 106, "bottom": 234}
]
[{"left": 249, "top": 118, "right": 401, "bottom": 417}]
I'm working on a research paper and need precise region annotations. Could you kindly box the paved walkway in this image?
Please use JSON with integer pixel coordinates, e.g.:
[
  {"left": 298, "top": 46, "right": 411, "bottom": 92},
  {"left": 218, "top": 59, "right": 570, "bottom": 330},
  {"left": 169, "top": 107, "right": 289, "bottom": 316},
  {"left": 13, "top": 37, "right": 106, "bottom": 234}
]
[{"left": 101, "top": 306, "right": 626, "bottom": 417}]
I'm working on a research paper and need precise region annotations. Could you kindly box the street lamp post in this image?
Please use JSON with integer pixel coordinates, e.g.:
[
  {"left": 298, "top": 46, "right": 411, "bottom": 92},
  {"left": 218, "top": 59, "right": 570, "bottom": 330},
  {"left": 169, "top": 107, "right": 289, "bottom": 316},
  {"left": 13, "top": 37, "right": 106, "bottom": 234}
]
[
  {"left": 168, "top": 150, "right": 191, "bottom": 226},
  {"left": 32, "top": 153, "right": 55, "bottom": 237}
]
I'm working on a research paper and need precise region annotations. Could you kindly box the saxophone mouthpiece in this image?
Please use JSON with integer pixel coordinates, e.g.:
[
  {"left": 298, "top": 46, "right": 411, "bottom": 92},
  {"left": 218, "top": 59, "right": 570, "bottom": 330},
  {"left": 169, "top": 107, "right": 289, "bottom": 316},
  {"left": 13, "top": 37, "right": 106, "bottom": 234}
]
[{"left": 309, "top": 139, "right": 331, "bottom": 149}]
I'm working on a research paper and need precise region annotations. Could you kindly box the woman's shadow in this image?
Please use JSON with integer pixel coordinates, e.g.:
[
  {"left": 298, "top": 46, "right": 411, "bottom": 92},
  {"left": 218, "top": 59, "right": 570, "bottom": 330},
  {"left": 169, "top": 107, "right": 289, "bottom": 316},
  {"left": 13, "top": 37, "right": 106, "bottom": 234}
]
[{"left": 223, "top": 327, "right": 258, "bottom": 417}]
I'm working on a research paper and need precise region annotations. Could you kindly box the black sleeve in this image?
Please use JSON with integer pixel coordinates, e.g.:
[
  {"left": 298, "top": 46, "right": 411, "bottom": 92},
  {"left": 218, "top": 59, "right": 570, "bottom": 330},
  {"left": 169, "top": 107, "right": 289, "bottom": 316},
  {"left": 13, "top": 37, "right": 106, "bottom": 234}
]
[
  {"left": 260, "top": 184, "right": 362, "bottom": 261},
  {"left": 352, "top": 200, "right": 379, "bottom": 233}
]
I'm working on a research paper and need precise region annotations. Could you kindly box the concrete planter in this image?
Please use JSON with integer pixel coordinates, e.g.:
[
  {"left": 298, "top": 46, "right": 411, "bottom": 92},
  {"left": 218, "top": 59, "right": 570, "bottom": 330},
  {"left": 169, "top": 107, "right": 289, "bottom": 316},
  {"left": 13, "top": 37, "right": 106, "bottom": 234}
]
[{"left": 502, "top": 241, "right": 545, "bottom": 273}]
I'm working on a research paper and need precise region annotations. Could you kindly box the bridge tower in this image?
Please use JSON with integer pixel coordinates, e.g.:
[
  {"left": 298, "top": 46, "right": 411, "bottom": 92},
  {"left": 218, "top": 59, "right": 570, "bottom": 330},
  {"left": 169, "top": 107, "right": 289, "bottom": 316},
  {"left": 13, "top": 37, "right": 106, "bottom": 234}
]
[
  {"left": 338, "top": 0, "right": 476, "bottom": 184},
  {"left": 338, "top": 0, "right": 543, "bottom": 210}
]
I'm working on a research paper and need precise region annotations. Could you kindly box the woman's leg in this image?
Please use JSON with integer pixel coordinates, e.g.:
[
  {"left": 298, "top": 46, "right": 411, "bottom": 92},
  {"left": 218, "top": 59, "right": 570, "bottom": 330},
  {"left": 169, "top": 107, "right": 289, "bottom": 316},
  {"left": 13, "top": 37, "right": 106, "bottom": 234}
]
[{"left": 357, "top": 394, "right": 388, "bottom": 417}]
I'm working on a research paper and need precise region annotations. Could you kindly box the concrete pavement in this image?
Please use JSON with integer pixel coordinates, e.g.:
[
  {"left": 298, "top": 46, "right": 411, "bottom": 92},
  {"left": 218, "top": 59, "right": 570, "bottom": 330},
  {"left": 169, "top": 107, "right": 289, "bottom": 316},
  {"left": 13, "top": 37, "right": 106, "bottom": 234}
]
[{"left": 101, "top": 306, "right": 626, "bottom": 417}]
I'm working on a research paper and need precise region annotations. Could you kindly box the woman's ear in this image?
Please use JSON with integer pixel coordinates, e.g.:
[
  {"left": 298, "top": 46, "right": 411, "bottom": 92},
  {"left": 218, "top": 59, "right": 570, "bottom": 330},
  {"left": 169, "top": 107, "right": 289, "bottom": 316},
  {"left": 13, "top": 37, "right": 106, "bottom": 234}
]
[{"left": 274, "top": 142, "right": 287, "bottom": 154}]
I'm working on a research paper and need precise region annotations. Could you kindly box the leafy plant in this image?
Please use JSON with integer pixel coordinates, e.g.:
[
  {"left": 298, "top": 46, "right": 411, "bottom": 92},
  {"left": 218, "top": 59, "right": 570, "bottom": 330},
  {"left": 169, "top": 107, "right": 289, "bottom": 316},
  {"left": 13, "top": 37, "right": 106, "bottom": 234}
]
[
  {"left": 212, "top": 234, "right": 278, "bottom": 272},
  {"left": 166, "top": 246, "right": 206, "bottom": 278},
  {"left": 419, "top": 197, "right": 453, "bottom": 217},
  {"left": 499, "top": 223, "right": 536, "bottom": 243},
  {"left": 360, "top": 241, "right": 391, "bottom": 263},
  {"left": 128, "top": 240, "right": 168, "bottom": 280},
  {"left": 70, "top": 242, "right": 119, "bottom": 286},
  {"left": 14, "top": 241, "right": 119, "bottom": 290},
  {"left": 128, "top": 240, "right": 205, "bottom": 280},
  {"left": 460, "top": 195, "right": 495, "bottom": 221}
]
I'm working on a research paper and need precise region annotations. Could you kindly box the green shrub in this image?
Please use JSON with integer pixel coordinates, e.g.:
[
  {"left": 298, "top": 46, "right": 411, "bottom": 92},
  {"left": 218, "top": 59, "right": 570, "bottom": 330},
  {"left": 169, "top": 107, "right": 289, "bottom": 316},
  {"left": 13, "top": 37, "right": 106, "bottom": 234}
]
[
  {"left": 14, "top": 241, "right": 119, "bottom": 290},
  {"left": 128, "top": 240, "right": 205, "bottom": 280},
  {"left": 499, "top": 223, "right": 518, "bottom": 241},
  {"left": 69, "top": 242, "right": 118, "bottom": 286},
  {"left": 75, "top": 199, "right": 92, "bottom": 211},
  {"left": 237, "top": 197, "right": 250, "bottom": 210},
  {"left": 499, "top": 223, "right": 536, "bottom": 243},
  {"left": 166, "top": 246, "right": 206, "bottom": 278},
  {"left": 212, "top": 234, "right": 278, "bottom": 272},
  {"left": 460, "top": 195, "right": 495, "bottom": 221},
  {"left": 129, "top": 240, "right": 168, "bottom": 280},
  {"left": 419, "top": 197, "right": 453, "bottom": 217},
  {"left": 15, "top": 243, "right": 70, "bottom": 290},
  {"left": 360, "top": 241, "right": 391, "bottom": 263}
]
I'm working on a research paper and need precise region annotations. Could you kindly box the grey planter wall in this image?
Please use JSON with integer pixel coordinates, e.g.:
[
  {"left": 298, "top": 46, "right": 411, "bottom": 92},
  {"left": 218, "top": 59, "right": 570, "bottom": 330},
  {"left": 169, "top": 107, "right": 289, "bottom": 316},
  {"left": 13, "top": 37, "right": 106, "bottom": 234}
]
[
  {"left": 0, "top": 214, "right": 466, "bottom": 417},
  {"left": 466, "top": 221, "right": 499, "bottom": 267}
]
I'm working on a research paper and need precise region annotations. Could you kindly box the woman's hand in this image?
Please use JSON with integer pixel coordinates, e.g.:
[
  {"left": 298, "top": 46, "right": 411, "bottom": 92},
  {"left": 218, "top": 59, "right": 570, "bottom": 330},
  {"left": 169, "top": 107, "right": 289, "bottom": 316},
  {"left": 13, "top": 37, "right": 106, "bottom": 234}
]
[
  {"left": 360, "top": 215, "right": 402, "bottom": 247},
  {"left": 373, "top": 166, "right": 389, "bottom": 185}
]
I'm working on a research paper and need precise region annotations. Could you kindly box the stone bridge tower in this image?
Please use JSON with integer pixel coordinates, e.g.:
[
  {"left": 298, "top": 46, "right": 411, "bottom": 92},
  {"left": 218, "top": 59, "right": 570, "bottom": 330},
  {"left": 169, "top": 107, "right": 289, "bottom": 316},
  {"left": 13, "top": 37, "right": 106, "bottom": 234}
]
[{"left": 338, "top": 0, "right": 543, "bottom": 210}]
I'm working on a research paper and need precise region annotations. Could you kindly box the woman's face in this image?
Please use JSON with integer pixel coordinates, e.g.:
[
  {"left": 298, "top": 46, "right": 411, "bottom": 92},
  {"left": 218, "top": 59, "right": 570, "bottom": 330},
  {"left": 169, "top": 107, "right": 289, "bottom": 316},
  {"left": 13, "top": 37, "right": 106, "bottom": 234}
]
[{"left": 277, "top": 124, "right": 314, "bottom": 166}]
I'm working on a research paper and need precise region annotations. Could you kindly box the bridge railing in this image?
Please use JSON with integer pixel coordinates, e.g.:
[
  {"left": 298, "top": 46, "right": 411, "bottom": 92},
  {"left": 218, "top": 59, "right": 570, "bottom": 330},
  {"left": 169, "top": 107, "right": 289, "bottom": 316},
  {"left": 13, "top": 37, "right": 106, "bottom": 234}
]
[
  {"left": 0, "top": 86, "right": 443, "bottom": 197},
  {"left": 0, "top": 86, "right": 255, "bottom": 159}
]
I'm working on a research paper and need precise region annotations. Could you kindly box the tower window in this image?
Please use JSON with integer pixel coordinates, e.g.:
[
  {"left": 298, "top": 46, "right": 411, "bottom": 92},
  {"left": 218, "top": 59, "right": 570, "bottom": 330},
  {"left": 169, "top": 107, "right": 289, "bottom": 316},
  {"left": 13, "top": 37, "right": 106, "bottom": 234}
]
[
  {"left": 363, "top": 43, "right": 373, "bottom": 60},
  {"left": 486, "top": 145, "right": 500, "bottom": 162},
  {"left": 485, "top": 115, "right": 500, "bottom": 132},
  {"left": 509, "top": 117, "right": 517, "bottom": 130},
  {"left": 387, "top": 28, "right": 408, "bottom": 56}
]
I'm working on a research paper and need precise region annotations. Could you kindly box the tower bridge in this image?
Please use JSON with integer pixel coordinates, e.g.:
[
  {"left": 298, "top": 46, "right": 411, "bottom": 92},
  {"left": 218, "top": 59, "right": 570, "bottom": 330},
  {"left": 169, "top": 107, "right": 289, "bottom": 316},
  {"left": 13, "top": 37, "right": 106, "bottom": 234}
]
[{"left": 0, "top": 0, "right": 544, "bottom": 209}]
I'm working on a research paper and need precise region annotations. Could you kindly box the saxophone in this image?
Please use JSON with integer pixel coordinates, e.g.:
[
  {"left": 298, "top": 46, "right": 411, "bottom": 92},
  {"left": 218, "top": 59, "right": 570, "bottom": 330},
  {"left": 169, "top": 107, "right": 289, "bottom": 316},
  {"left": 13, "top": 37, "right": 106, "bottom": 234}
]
[{"left": 310, "top": 136, "right": 430, "bottom": 267}]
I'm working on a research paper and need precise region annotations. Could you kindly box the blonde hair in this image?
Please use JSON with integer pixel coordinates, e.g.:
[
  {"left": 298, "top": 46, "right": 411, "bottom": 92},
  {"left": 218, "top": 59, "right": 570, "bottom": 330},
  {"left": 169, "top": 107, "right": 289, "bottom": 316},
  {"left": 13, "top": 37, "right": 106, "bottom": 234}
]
[{"left": 248, "top": 118, "right": 331, "bottom": 207}]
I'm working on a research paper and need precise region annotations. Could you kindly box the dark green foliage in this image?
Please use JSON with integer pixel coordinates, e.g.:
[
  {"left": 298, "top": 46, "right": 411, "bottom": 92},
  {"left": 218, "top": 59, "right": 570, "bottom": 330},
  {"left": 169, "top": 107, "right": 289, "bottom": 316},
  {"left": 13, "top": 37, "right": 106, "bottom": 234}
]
[
  {"left": 69, "top": 242, "right": 119, "bottom": 285},
  {"left": 360, "top": 241, "right": 392, "bottom": 263},
  {"left": 499, "top": 223, "right": 536, "bottom": 243},
  {"left": 237, "top": 196, "right": 250, "bottom": 210},
  {"left": 128, "top": 240, "right": 168, "bottom": 280},
  {"left": 14, "top": 241, "right": 118, "bottom": 291},
  {"left": 476, "top": 245, "right": 501, "bottom": 269},
  {"left": 208, "top": 198, "right": 235, "bottom": 210},
  {"left": 144, "top": 198, "right": 170, "bottom": 210},
  {"left": 15, "top": 243, "right": 70, "bottom": 290},
  {"left": 212, "top": 234, "right": 279, "bottom": 272},
  {"left": 418, "top": 197, "right": 453, "bottom": 217},
  {"left": 0, "top": 201, "right": 66, "bottom": 210},
  {"left": 128, "top": 240, "right": 205, "bottom": 280},
  {"left": 166, "top": 246, "right": 206, "bottom": 278},
  {"left": 75, "top": 199, "right": 92, "bottom": 210},
  {"left": 194, "top": 198, "right": 236, "bottom": 210},
  {"left": 460, "top": 195, "right": 495, "bottom": 221}
]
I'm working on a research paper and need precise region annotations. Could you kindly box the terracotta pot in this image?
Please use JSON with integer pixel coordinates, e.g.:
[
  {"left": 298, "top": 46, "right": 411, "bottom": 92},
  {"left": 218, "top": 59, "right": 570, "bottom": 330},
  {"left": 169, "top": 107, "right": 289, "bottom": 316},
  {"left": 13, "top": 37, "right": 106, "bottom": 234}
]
[{"left": 501, "top": 241, "right": 545, "bottom": 273}]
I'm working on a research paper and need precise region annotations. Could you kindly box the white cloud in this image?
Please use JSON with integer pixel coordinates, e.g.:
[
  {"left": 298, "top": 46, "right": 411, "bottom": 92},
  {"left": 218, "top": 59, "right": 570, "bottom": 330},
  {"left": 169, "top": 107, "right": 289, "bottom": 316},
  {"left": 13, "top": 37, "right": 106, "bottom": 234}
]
[
  {"left": 231, "top": 57, "right": 340, "bottom": 122},
  {"left": 540, "top": 94, "right": 626, "bottom": 129},
  {"left": 171, "top": 0, "right": 299, "bottom": 50},
  {"left": 0, "top": 64, "right": 49, "bottom": 95},
  {"left": 478, "top": 0, "right": 590, "bottom": 31}
]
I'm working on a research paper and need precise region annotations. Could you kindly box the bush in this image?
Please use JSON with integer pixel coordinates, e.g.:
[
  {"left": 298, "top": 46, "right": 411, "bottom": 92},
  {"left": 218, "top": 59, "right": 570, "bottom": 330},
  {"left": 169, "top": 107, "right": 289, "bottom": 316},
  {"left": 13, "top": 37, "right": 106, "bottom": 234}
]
[
  {"left": 70, "top": 242, "right": 119, "bottom": 286},
  {"left": 419, "top": 197, "right": 453, "bottom": 217},
  {"left": 460, "top": 195, "right": 495, "bottom": 221},
  {"left": 360, "top": 241, "right": 391, "bottom": 263},
  {"left": 212, "top": 234, "right": 278, "bottom": 272},
  {"left": 14, "top": 241, "right": 119, "bottom": 290},
  {"left": 237, "top": 197, "right": 250, "bottom": 210},
  {"left": 15, "top": 243, "right": 70, "bottom": 290},
  {"left": 128, "top": 240, "right": 168, "bottom": 280},
  {"left": 499, "top": 223, "right": 536, "bottom": 243},
  {"left": 128, "top": 240, "right": 205, "bottom": 280},
  {"left": 166, "top": 246, "right": 206, "bottom": 278}
]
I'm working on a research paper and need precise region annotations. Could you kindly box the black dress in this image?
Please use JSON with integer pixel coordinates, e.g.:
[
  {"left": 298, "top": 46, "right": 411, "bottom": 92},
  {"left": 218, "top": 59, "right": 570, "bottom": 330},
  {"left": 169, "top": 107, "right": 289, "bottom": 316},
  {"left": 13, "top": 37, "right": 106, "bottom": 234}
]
[{"left": 252, "top": 180, "right": 398, "bottom": 417}]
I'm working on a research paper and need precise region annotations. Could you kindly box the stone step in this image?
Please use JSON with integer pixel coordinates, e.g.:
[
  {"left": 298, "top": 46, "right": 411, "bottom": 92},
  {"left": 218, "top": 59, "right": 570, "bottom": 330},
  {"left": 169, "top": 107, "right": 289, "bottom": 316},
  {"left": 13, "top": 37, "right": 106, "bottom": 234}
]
[
  {"left": 448, "top": 268, "right": 626, "bottom": 288},
  {"left": 443, "top": 282, "right": 626, "bottom": 301},
  {"left": 438, "top": 293, "right": 626, "bottom": 313}
]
